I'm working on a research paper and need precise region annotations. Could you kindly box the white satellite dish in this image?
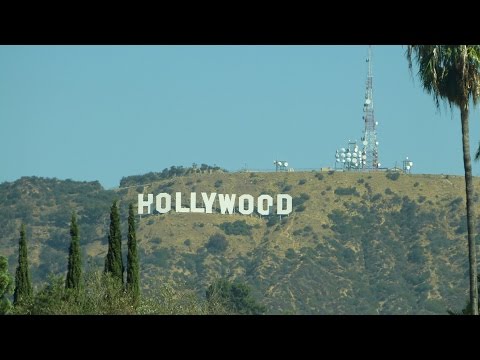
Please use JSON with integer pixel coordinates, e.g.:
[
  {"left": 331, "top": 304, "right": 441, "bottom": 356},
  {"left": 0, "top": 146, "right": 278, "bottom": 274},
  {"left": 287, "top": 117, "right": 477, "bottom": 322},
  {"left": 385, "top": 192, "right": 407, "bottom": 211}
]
[
  {"left": 352, "top": 153, "right": 358, "bottom": 158},
  {"left": 365, "top": 99, "right": 371, "bottom": 105},
  {"left": 362, "top": 155, "right": 367, "bottom": 160},
  {"left": 341, "top": 153, "right": 345, "bottom": 158},
  {"left": 375, "top": 141, "right": 379, "bottom": 145},
  {"left": 341, "top": 159, "right": 346, "bottom": 163},
  {"left": 340, "top": 148, "right": 346, "bottom": 152},
  {"left": 336, "top": 158, "right": 341, "bottom": 163},
  {"left": 346, "top": 158, "right": 352, "bottom": 163},
  {"left": 284, "top": 162, "right": 288, "bottom": 167},
  {"left": 409, "top": 162, "right": 413, "bottom": 167},
  {"left": 363, "top": 140, "right": 368, "bottom": 146},
  {"left": 346, "top": 153, "right": 351, "bottom": 158},
  {"left": 375, "top": 122, "right": 378, "bottom": 126},
  {"left": 377, "top": 163, "right": 381, "bottom": 167},
  {"left": 278, "top": 162, "right": 283, "bottom": 166},
  {"left": 352, "top": 158, "right": 358, "bottom": 163}
]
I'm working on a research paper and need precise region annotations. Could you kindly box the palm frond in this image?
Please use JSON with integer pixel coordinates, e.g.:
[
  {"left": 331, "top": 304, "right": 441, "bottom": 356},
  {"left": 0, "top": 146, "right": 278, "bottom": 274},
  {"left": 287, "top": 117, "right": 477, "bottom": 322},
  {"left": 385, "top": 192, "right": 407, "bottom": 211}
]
[
  {"left": 475, "top": 142, "right": 480, "bottom": 161},
  {"left": 406, "top": 45, "right": 480, "bottom": 111}
]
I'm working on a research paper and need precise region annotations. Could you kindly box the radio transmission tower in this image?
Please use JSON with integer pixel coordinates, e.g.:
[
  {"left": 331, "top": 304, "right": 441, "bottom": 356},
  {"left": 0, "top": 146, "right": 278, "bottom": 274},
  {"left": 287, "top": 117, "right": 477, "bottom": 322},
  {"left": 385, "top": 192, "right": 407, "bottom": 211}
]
[{"left": 361, "top": 46, "right": 380, "bottom": 169}]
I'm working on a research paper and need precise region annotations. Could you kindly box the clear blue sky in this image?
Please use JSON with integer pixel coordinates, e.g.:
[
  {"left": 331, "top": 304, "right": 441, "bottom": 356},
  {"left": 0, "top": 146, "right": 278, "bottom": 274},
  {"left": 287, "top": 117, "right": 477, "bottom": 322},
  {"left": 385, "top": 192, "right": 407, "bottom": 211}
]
[{"left": 1, "top": 45, "right": 479, "bottom": 189}]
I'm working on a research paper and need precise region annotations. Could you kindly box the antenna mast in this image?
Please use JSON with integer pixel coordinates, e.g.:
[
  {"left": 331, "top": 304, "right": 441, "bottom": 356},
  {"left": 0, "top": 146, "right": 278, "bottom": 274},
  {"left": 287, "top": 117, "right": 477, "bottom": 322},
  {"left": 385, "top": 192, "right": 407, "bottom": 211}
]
[{"left": 361, "top": 45, "right": 379, "bottom": 169}]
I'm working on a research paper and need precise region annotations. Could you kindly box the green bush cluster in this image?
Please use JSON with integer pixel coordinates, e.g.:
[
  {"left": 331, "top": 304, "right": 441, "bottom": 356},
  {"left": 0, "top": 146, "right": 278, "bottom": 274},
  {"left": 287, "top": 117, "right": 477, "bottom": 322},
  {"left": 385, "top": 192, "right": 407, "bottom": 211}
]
[
  {"left": 386, "top": 171, "right": 401, "bottom": 181},
  {"left": 120, "top": 164, "right": 227, "bottom": 187},
  {"left": 205, "top": 234, "right": 229, "bottom": 254},
  {"left": 219, "top": 220, "right": 253, "bottom": 236},
  {"left": 334, "top": 187, "right": 359, "bottom": 196}
]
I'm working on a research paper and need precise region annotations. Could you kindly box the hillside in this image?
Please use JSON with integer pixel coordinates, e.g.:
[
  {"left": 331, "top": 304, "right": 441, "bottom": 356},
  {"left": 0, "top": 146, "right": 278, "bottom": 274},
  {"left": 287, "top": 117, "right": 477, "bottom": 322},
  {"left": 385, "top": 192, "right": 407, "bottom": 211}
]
[{"left": 0, "top": 170, "right": 478, "bottom": 314}]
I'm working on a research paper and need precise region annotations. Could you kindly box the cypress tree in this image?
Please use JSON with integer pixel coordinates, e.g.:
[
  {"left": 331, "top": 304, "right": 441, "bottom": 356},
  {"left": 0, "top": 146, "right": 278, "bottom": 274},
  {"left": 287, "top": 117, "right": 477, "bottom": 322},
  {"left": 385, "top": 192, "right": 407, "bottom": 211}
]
[
  {"left": 13, "top": 224, "right": 32, "bottom": 306},
  {"left": 104, "top": 200, "right": 123, "bottom": 285},
  {"left": 126, "top": 204, "right": 140, "bottom": 302},
  {"left": 66, "top": 211, "right": 82, "bottom": 291}
]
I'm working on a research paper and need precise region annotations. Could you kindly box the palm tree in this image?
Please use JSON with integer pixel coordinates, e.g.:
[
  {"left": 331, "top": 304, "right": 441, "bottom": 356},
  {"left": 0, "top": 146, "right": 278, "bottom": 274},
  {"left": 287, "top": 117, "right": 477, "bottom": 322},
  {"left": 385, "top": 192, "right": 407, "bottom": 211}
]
[{"left": 407, "top": 45, "right": 480, "bottom": 315}]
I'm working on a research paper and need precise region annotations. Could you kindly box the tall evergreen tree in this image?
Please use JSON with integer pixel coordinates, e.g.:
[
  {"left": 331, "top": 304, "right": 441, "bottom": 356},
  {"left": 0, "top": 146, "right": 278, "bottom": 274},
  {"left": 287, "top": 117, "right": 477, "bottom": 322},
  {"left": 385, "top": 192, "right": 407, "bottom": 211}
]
[
  {"left": 13, "top": 224, "right": 32, "bottom": 306},
  {"left": 126, "top": 204, "right": 140, "bottom": 302},
  {"left": 104, "top": 200, "right": 124, "bottom": 285},
  {"left": 66, "top": 211, "right": 82, "bottom": 291}
]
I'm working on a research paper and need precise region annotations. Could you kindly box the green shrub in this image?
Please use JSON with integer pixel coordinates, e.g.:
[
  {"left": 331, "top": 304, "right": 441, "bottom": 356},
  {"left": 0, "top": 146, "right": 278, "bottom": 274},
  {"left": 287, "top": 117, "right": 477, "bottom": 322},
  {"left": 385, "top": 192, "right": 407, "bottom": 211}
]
[
  {"left": 455, "top": 217, "right": 467, "bottom": 234},
  {"left": 283, "top": 184, "right": 293, "bottom": 192},
  {"left": 13, "top": 272, "right": 228, "bottom": 315},
  {"left": 334, "top": 187, "right": 359, "bottom": 196},
  {"left": 296, "top": 205, "right": 306, "bottom": 212},
  {"left": 450, "top": 197, "right": 463, "bottom": 211},
  {"left": 266, "top": 216, "right": 280, "bottom": 227},
  {"left": 408, "top": 245, "right": 426, "bottom": 263},
  {"left": 219, "top": 220, "right": 252, "bottom": 236},
  {"left": 386, "top": 172, "right": 401, "bottom": 181},
  {"left": 119, "top": 164, "right": 227, "bottom": 187},
  {"left": 206, "top": 234, "right": 229, "bottom": 254},
  {"left": 146, "top": 248, "right": 170, "bottom": 268},
  {"left": 206, "top": 279, "right": 265, "bottom": 315},
  {"left": 285, "top": 248, "right": 296, "bottom": 259},
  {"left": 341, "top": 248, "right": 355, "bottom": 263},
  {"left": 293, "top": 193, "right": 310, "bottom": 208},
  {"left": 298, "top": 179, "right": 307, "bottom": 185}
]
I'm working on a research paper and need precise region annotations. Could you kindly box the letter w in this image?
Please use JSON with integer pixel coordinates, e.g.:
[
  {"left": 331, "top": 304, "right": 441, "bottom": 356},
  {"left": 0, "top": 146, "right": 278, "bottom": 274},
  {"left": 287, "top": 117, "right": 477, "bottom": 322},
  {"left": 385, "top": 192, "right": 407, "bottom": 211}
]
[{"left": 218, "top": 194, "right": 236, "bottom": 215}]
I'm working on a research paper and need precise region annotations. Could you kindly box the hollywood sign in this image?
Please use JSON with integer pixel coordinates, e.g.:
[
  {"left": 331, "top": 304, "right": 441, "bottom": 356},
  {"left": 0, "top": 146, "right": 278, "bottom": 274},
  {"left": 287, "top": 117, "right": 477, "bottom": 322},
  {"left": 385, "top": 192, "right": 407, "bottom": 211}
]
[{"left": 138, "top": 192, "right": 292, "bottom": 216}]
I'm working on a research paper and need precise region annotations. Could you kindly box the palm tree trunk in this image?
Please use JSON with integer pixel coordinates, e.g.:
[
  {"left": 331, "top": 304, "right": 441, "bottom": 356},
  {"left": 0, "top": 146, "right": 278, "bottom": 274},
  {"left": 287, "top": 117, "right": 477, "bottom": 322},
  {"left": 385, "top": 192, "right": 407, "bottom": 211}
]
[{"left": 461, "top": 106, "right": 478, "bottom": 315}]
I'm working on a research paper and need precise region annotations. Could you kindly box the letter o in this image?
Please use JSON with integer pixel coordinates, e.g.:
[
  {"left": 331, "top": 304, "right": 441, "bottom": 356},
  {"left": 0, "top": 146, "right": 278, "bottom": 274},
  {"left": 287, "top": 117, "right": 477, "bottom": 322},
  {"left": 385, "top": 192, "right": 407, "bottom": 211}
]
[
  {"left": 238, "top": 194, "right": 254, "bottom": 215},
  {"left": 156, "top": 193, "right": 172, "bottom": 214},
  {"left": 257, "top": 195, "right": 273, "bottom": 216}
]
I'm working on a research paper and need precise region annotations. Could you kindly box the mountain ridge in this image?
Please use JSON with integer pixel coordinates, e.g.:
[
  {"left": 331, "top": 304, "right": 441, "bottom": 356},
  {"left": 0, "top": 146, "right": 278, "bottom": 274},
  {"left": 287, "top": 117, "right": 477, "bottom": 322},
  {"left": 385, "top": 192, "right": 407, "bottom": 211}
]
[{"left": 0, "top": 170, "right": 477, "bottom": 314}]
